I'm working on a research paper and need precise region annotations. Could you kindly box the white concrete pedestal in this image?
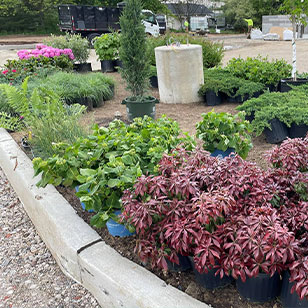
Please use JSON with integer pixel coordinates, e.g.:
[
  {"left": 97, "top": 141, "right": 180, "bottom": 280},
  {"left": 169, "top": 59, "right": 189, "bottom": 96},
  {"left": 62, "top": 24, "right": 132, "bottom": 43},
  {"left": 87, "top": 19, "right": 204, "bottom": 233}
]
[{"left": 155, "top": 44, "right": 204, "bottom": 104}]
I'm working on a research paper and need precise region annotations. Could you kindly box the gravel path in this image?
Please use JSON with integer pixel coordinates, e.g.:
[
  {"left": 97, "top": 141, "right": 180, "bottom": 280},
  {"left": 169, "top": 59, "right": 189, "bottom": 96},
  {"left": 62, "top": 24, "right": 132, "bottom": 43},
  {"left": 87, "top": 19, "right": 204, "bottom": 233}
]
[{"left": 0, "top": 167, "right": 101, "bottom": 308}]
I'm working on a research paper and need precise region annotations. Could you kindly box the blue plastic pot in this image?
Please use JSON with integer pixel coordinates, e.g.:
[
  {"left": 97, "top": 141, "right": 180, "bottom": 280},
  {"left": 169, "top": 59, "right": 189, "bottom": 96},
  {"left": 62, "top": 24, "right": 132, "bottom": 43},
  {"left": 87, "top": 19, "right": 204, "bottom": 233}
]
[
  {"left": 210, "top": 148, "right": 235, "bottom": 159},
  {"left": 75, "top": 186, "right": 94, "bottom": 213},
  {"left": 106, "top": 210, "right": 135, "bottom": 237}
]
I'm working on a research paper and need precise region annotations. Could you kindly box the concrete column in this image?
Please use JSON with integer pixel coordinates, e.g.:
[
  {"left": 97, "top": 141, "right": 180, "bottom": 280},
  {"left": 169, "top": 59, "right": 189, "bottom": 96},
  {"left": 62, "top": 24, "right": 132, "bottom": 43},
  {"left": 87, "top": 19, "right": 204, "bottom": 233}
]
[{"left": 155, "top": 44, "right": 204, "bottom": 104}]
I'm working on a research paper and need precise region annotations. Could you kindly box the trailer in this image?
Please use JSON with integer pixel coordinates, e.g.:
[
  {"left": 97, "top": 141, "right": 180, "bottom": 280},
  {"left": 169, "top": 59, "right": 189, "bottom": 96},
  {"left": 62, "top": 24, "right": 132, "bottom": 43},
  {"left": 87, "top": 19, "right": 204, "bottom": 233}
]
[{"left": 58, "top": 4, "right": 160, "bottom": 44}]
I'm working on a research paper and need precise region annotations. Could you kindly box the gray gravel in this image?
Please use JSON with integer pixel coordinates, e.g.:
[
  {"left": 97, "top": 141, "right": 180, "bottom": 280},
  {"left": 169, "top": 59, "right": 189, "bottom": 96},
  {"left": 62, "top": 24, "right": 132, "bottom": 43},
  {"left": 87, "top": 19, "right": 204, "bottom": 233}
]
[{"left": 0, "top": 167, "right": 101, "bottom": 308}]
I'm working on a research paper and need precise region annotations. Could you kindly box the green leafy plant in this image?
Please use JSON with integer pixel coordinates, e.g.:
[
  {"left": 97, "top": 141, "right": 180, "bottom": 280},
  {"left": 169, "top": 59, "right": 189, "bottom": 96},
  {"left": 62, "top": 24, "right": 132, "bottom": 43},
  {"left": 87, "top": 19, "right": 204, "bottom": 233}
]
[
  {"left": 196, "top": 111, "right": 253, "bottom": 159},
  {"left": 0, "top": 112, "right": 23, "bottom": 131},
  {"left": 0, "top": 79, "right": 87, "bottom": 158},
  {"left": 149, "top": 65, "right": 157, "bottom": 77},
  {"left": 237, "top": 89, "right": 308, "bottom": 136},
  {"left": 119, "top": 0, "right": 151, "bottom": 98},
  {"left": 226, "top": 56, "right": 292, "bottom": 87},
  {"left": 33, "top": 115, "right": 195, "bottom": 226},
  {"left": 147, "top": 34, "right": 224, "bottom": 68},
  {"left": 45, "top": 33, "right": 90, "bottom": 64},
  {"left": 198, "top": 68, "right": 264, "bottom": 99},
  {"left": 94, "top": 32, "right": 120, "bottom": 61}
]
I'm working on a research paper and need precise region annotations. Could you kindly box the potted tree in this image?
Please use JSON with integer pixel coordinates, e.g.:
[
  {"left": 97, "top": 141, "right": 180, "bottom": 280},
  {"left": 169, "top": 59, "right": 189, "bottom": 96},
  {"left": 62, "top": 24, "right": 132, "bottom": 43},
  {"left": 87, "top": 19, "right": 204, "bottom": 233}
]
[
  {"left": 280, "top": 0, "right": 308, "bottom": 92},
  {"left": 119, "top": 0, "right": 159, "bottom": 121}
]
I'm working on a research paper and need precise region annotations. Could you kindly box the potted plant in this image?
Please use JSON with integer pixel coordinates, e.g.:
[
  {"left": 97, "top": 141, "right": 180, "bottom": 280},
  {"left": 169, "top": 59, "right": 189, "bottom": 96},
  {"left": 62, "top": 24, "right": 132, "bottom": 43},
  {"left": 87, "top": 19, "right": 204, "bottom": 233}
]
[
  {"left": 45, "top": 34, "right": 91, "bottom": 72},
  {"left": 93, "top": 32, "right": 119, "bottom": 73},
  {"left": 220, "top": 209, "right": 298, "bottom": 303},
  {"left": 226, "top": 56, "right": 292, "bottom": 91},
  {"left": 149, "top": 65, "right": 158, "bottom": 88},
  {"left": 279, "top": 0, "right": 308, "bottom": 91},
  {"left": 196, "top": 111, "right": 253, "bottom": 159},
  {"left": 119, "top": 0, "right": 159, "bottom": 121}
]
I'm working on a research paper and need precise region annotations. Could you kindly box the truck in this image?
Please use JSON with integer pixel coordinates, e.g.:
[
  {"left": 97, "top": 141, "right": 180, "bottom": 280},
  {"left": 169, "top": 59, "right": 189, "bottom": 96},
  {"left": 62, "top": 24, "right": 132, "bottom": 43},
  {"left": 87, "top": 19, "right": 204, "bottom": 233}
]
[{"left": 58, "top": 4, "right": 160, "bottom": 45}]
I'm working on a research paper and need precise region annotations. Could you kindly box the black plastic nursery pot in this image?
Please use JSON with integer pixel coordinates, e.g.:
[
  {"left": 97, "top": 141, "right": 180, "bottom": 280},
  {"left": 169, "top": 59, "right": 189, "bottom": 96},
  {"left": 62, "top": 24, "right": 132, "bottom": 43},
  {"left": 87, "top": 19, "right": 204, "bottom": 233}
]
[
  {"left": 166, "top": 255, "right": 191, "bottom": 272},
  {"left": 289, "top": 123, "right": 308, "bottom": 139},
  {"left": 264, "top": 118, "right": 289, "bottom": 144},
  {"left": 73, "top": 63, "right": 92, "bottom": 73},
  {"left": 267, "top": 84, "right": 279, "bottom": 92},
  {"left": 149, "top": 76, "right": 158, "bottom": 88},
  {"left": 189, "top": 257, "right": 233, "bottom": 290},
  {"left": 236, "top": 272, "right": 282, "bottom": 303},
  {"left": 113, "top": 59, "right": 123, "bottom": 72},
  {"left": 281, "top": 271, "right": 308, "bottom": 308},
  {"left": 101, "top": 60, "right": 115, "bottom": 73},
  {"left": 205, "top": 90, "right": 222, "bottom": 106},
  {"left": 280, "top": 78, "right": 308, "bottom": 93},
  {"left": 227, "top": 95, "right": 242, "bottom": 104},
  {"left": 122, "top": 96, "right": 159, "bottom": 122},
  {"left": 68, "top": 97, "right": 93, "bottom": 111}
]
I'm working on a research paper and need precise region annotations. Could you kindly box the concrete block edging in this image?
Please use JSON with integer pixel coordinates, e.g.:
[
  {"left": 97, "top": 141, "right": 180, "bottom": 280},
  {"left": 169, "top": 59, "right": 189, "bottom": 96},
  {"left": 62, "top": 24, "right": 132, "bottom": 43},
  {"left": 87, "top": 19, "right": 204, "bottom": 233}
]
[{"left": 0, "top": 128, "right": 209, "bottom": 308}]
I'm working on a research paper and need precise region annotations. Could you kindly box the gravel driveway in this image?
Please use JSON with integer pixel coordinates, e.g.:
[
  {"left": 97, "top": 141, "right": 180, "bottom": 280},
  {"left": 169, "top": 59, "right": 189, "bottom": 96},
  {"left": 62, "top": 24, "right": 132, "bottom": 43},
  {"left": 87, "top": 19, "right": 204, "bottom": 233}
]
[{"left": 0, "top": 167, "right": 100, "bottom": 308}]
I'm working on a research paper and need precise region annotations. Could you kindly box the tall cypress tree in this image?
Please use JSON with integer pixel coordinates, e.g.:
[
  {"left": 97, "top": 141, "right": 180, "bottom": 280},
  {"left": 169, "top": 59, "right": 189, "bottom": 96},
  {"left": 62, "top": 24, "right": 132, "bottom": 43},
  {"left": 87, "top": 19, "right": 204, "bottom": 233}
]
[{"left": 119, "top": 0, "right": 150, "bottom": 98}]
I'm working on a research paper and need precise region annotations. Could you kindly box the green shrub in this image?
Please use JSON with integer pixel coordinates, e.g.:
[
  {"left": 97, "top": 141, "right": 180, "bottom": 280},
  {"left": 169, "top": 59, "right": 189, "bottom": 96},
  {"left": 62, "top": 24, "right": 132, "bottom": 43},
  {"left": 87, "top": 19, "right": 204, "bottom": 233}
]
[
  {"left": 27, "top": 72, "right": 115, "bottom": 106},
  {"left": 196, "top": 111, "right": 252, "bottom": 159},
  {"left": 147, "top": 34, "right": 224, "bottom": 68},
  {"left": 0, "top": 79, "right": 87, "bottom": 158},
  {"left": 32, "top": 115, "right": 195, "bottom": 226},
  {"left": 45, "top": 33, "right": 90, "bottom": 64},
  {"left": 198, "top": 68, "right": 265, "bottom": 99},
  {"left": 226, "top": 56, "right": 292, "bottom": 87},
  {"left": 94, "top": 32, "right": 120, "bottom": 61},
  {"left": 237, "top": 89, "right": 308, "bottom": 136}
]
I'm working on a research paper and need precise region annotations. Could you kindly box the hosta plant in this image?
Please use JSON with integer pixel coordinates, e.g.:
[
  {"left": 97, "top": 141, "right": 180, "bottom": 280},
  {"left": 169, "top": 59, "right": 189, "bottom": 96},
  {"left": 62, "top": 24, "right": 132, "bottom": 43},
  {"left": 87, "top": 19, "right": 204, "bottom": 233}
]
[{"left": 196, "top": 111, "right": 253, "bottom": 159}]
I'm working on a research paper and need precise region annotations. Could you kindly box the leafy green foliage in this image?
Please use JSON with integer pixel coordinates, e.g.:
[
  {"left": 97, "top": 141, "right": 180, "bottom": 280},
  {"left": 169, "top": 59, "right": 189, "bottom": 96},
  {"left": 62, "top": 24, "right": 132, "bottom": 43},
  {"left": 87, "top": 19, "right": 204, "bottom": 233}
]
[
  {"left": 226, "top": 56, "right": 292, "bottom": 87},
  {"left": 237, "top": 87, "right": 308, "bottom": 136},
  {"left": 94, "top": 32, "right": 120, "bottom": 61},
  {"left": 0, "top": 112, "right": 23, "bottom": 131},
  {"left": 0, "top": 79, "right": 86, "bottom": 158},
  {"left": 147, "top": 34, "right": 224, "bottom": 68},
  {"left": 198, "top": 68, "right": 264, "bottom": 99},
  {"left": 119, "top": 0, "right": 150, "bottom": 97},
  {"left": 33, "top": 115, "right": 195, "bottom": 226},
  {"left": 196, "top": 111, "right": 253, "bottom": 159},
  {"left": 45, "top": 33, "right": 90, "bottom": 64},
  {"left": 27, "top": 72, "right": 114, "bottom": 106}
]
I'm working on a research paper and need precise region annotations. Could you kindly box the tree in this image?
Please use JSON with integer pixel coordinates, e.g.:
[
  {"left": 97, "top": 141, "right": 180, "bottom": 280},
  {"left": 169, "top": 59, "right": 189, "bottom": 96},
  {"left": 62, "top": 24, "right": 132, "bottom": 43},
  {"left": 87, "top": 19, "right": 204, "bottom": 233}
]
[
  {"left": 222, "top": 0, "right": 283, "bottom": 30},
  {"left": 280, "top": 0, "right": 308, "bottom": 80}
]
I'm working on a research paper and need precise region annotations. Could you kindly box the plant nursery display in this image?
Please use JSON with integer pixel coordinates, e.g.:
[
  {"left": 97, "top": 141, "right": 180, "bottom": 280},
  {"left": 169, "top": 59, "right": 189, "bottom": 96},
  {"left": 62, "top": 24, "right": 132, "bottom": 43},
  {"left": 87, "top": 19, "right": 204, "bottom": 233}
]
[
  {"left": 45, "top": 34, "right": 91, "bottom": 72},
  {"left": 119, "top": 0, "right": 158, "bottom": 121},
  {"left": 121, "top": 135, "right": 308, "bottom": 304},
  {"left": 196, "top": 111, "right": 253, "bottom": 159}
]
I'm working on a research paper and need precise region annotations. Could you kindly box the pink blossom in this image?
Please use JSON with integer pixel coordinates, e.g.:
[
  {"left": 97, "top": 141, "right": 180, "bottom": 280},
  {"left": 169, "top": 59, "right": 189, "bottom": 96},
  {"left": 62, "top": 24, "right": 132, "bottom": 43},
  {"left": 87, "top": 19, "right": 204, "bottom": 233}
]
[
  {"left": 12, "top": 69, "right": 17, "bottom": 73},
  {"left": 2, "top": 70, "right": 8, "bottom": 75}
]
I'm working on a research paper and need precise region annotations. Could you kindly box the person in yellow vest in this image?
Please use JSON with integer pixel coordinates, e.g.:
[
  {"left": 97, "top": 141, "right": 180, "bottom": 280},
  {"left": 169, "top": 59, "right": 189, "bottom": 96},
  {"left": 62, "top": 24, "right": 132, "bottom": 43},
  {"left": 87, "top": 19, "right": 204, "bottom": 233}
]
[
  {"left": 244, "top": 18, "right": 253, "bottom": 39},
  {"left": 184, "top": 19, "right": 189, "bottom": 32}
]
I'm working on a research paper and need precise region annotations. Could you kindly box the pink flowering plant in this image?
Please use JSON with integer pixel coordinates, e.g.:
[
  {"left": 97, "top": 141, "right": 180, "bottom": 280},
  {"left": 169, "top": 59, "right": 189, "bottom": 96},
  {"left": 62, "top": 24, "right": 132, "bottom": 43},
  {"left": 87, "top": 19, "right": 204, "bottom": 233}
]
[{"left": 1, "top": 44, "right": 74, "bottom": 85}]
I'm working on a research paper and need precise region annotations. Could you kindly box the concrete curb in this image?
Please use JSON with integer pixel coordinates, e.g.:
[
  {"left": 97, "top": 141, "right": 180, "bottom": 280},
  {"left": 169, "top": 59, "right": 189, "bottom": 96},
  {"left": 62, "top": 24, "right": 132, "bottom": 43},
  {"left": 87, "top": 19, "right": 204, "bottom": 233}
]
[{"left": 0, "top": 128, "right": 209, "bottom": 308}]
